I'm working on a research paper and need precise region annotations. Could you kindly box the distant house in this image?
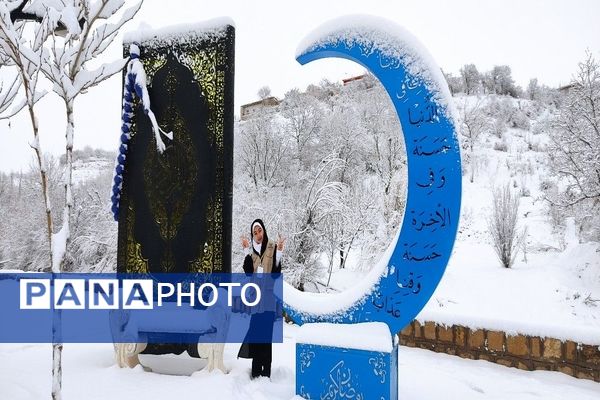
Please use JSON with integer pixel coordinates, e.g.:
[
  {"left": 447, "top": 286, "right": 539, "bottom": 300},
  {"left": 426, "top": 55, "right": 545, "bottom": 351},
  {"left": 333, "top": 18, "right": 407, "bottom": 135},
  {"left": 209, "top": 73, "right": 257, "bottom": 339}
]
[
  {"left": 342, "top": 73, "right": 375, "bottom": 90},
  {"left": 558, "top": 82, "right": 580, "bottom": 95},
  {"left": 342, "top": 74, "right": 366, "bottom": 86},
  {"left": 240, "top": 96, "right": 281, "bottom": 121}
]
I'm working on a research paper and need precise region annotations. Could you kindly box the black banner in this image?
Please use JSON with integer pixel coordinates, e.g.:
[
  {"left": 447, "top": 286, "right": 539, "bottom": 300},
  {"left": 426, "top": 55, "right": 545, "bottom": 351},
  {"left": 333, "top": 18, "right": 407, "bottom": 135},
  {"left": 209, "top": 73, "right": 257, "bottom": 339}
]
[{"left": 118, "top": 26, "right": 235, "bottom": 275}]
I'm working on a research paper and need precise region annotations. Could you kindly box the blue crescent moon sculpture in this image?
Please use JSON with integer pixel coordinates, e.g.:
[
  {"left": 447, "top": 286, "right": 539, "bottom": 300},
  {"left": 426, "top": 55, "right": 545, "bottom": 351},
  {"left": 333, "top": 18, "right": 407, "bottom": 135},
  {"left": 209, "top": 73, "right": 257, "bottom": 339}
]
[{"left": 283, "top": 16, "right": 462, "bottom": 334}]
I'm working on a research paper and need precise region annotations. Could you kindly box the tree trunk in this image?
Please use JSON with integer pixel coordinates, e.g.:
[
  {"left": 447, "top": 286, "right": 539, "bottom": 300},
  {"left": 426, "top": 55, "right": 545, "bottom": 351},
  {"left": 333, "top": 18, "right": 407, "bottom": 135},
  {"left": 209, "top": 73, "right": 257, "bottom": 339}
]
[
  {"left": 326, "top": 247, "right": 335, "bottom": 288},
  {"left": 469, "top": 147, "right": 475, "bottom": 183},
  {"left": 64, "top": 103, "right": 74, "bottom": 249},
  {"left": 20, "top": 65, "right": 60, "bottom": 400},
  {"left": 52, "top": 101, "right": 75, "bottom": 400},
  {"left": 51, "top": 342, "right": 63, "bottom": 400}
]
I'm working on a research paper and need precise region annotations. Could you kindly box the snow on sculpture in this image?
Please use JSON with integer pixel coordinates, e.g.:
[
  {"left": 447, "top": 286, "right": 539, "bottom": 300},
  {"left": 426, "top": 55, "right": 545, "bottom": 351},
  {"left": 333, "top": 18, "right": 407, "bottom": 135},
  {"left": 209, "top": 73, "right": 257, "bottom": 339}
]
[{"left": 283, "top": 15, "right": 462, "bottom": 336}]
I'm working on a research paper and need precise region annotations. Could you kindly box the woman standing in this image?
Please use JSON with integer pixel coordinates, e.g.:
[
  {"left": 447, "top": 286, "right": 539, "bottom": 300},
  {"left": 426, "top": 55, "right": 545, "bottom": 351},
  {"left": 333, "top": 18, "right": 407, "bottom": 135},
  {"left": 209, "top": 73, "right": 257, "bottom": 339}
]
[{"left": 237, "top": 218, "right": 284, "bottom": 378}]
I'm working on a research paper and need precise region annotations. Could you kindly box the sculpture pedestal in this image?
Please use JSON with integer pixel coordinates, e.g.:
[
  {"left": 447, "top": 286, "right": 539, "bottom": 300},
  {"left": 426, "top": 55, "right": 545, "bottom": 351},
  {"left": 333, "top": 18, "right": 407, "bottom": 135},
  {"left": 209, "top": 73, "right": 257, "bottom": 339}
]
[
  {"left": 296, "top": 322, "right": 398, "bottom": 400},
  {"left": 111, "top": 301, "right": 230, "bottom": 374},
  {"left": 114, "top": 342, "right": 226, "bottom": 373}
]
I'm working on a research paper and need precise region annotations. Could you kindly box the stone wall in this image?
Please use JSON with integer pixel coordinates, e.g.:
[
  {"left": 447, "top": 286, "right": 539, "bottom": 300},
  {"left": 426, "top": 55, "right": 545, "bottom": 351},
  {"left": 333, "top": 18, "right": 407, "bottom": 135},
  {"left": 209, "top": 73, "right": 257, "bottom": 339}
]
[{"left": 399, "top": 320, "right": 600, "bottom": 382}]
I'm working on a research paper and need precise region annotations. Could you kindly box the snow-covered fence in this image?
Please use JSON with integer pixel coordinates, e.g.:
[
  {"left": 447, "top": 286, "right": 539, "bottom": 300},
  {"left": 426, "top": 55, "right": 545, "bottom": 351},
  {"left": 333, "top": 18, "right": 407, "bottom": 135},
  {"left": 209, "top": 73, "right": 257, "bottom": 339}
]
[{"left": 399, "top": 320, "right": 600, "bottom": 382}]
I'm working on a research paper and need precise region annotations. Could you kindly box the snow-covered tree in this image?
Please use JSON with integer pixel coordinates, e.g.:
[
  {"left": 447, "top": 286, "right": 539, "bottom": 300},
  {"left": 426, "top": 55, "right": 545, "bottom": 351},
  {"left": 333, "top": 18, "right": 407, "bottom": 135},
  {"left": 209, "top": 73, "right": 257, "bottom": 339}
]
[
  {"left": 307, "top": 78, "right": 341, "bottom": 108},
  {"left": 459, "top": 96, "right": 489, "bottom": 182},
  {"left": 488, "top": 184, "right": 523, "bottom": 268},
  {"left": 286, "top": 156, "right": 345, "bottom": 291},
  {"left": 336, "top": 182, "right": 377, "bottom": 270},
  {"left": 257, "top": 85, "right": 271, "bottom": 100},
  {"left": 321, "top": 98, "right": 363, "bottom": 185},
  {"left": 526, "top": 78, "right": 540, "bottom": 101},
  {"left": 281, "top": 87, "right": 323, "bottom": 159},
  {"left": 238, "top": 114, "right": 287, "bottom": 188},
  {"left": 1, "top": 2, "right": 142, "bottom": 399},
  {"left": 68, "top": 170, "right": 116, "bottom": 272},
  {"left": 318, "top": 188, "right": 347, "bottom": 287},
  {"left": 443, "top": 70, "right": 464, "bottom": 96},
  {"left": 0, "top": 1, "right": 56, "bottom": 264},
  {"left": 354, "top": 80, "right": 405, "bottom": 219},
  {"left": 40, "top": 0, "right": 142, "bottom": 269},
  {"left": 42, "top": 2, "right": 141, "bottom": 398},
  {"left": 0, "top": 155, "right": 65, "bottom": 271},
  {"left": 486, "top": 96, "right": 530, "bottom": 133},
  {"left": 233, "top": 73, "right": 405, "bottom": 291},
  {"left": 490, "top": 65, "right": 520, "bottom": 97},
  {"left": 547, "top": 52, "right": 600, "bottom": 240},
  {"left": 460, "top": 63, "right": 481, "bottom": 95}
]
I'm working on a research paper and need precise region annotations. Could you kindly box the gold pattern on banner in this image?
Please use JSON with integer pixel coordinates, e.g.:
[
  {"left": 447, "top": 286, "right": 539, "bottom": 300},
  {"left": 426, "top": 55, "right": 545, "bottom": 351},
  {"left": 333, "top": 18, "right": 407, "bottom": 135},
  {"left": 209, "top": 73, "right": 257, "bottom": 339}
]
[
  {"left": 189, "top": 199, "right": 214, "bottom": 274},
  {"left": 126, "top": 205, "right": 149, "bottom": 274},
  {"left": 178, "top": 42, "right": 226, "bottom": 273},
  {"left": 143, "top": 60, "right": 199, "bottom": 272},
  {"left": 141, "top": 55, "right": 167, "bottom": 86}
]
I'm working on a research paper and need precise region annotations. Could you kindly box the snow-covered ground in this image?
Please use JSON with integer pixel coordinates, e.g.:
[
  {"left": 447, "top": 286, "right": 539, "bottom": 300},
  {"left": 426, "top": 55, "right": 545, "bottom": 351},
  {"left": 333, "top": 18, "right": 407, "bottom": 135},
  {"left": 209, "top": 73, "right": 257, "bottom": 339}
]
[
  {"left": 418, "top": 217, "right": 600, "bottom": 344},
  {"left": 414, "top": 112, "right": 600, "bottom": 343},
  {"left": 324, "top": 98, "right": 600, "bottom": 344},
  {"left": 1, "top": 325, "right": 599, "bottom": 400}
]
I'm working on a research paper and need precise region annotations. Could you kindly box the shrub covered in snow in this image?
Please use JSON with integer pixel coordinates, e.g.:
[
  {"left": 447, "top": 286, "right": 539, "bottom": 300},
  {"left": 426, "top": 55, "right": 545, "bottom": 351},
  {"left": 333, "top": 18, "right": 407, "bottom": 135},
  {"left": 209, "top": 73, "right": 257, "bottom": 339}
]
[{"left": 487, "top": 184, "right": 523, "bottom": 268}]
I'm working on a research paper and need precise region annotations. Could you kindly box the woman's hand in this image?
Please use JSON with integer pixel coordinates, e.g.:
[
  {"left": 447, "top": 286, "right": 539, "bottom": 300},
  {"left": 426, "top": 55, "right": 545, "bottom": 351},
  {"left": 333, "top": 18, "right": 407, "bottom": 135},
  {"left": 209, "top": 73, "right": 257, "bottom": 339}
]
[
  {"left": 277, "top": 233, "right": 286, "bottom": 251},
  {"left": 241, "top": 234, "right": 250, "bottom": 249}
]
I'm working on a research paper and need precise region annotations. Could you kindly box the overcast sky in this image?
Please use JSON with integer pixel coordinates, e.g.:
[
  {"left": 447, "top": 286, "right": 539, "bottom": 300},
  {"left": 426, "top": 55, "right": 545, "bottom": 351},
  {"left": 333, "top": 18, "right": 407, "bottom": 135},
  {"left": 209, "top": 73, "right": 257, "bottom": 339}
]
[{"left": 1, "top": 0, "right": 599, "bottom": 173}]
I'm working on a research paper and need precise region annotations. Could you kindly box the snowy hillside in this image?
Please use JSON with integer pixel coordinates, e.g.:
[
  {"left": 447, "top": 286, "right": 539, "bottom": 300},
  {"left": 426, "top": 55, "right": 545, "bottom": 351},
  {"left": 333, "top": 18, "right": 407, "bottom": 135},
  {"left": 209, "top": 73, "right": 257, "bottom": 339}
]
[
  {"left": 72, "top": 157, "right": 112, "bottom": 186},
  {"left": 415, "top": 95, "right": 600, "bottom": 343},
  {"left": 321, "top": 93, "right": 600, "bottom": 344}
]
